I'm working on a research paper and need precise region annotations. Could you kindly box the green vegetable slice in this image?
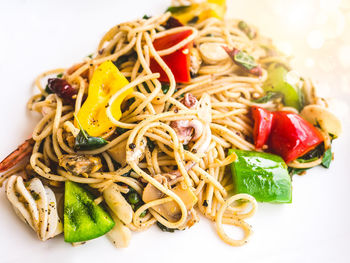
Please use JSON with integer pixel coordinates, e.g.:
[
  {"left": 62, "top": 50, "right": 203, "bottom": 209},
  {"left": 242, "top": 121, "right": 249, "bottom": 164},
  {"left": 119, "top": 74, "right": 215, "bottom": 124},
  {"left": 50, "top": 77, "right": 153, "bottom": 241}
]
[
  {"left": 253, "top": 91, "right": 284, "bottom": 103},
  {"left": 74, "top": 114, "right": 108, "bottom": 151},
  {"left": 166, "top": 5, "right": 191, "bottom": 14},
  {"left": 263, "top": 63, "right": 303, "bottom": 110},
  {"left": 64, "top": 181, "right": 115, "bottom": 243},
  {"left": 229, "top": 149, "right": 292, "bottom": 203},
  {"left": 234, "top": 50, "right": 257, "bottom": 70},
  {"left": 321, "top": 148, "right": 332, "bottom": 168}
]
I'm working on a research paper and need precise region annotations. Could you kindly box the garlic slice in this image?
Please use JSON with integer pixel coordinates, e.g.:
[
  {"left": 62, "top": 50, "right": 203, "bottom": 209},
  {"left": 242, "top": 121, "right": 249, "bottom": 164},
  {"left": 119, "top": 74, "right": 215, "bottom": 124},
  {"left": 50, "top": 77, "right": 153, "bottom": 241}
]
[
  {"left": 6, "top": 175, "right": 62, "bottom": 241},
  {"left": 199, "top": 43, "right": 228, "bottom": 64}
]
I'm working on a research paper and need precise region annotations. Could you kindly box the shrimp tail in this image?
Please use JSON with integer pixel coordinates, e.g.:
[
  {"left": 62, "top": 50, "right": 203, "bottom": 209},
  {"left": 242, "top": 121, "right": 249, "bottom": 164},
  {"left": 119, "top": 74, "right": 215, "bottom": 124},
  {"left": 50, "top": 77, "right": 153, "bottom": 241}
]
[{"left": 0, "top": 138, "right": 35, "bottom": 173}]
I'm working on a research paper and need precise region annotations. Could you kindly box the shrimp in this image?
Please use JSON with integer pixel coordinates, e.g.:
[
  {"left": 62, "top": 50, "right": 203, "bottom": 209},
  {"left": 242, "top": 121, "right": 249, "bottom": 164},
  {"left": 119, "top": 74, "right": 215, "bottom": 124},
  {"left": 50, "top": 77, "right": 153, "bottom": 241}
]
[{"left": 0, "top": 138, "right": 35, "bottom": 173}]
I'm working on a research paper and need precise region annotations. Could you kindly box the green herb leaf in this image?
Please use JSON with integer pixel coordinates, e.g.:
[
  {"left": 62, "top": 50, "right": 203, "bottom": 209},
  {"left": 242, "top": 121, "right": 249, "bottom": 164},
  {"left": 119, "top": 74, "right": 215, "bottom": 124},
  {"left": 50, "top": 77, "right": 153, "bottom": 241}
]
[
  {"left": 143, "top": 14, "right": 151, "bottom": 19},
  {"left": 74, "top": 114, "right": 108, "bottom": 151},
  {"left": 321, "top": 148, "right": 332, "bottom": 168},
  {"left": 188, "top": 16, "right": 199, "bottom": 24},
  {"left": 156, "top": 222, "right": 177, "bottom": 232},
  {"left": 86, "top": 54, "right": 93, "bottom": 59},
  {"left": 161, "top": 83, "right": 170, "bottom": 94},
  {"left": 57, "top": 73, "right": 63, "bottom": 78},
  {"left": 116, "top": 127, "right": 129, "bottom": 135},
  {"left": 45, "top": 84, "right": 53, "bottom": 94},
  {"left": 288, "top": 167, "right": 309, "bottom": 176},
  {"left": 299, "top": 143, "right": 324, "bottom": 161},
  {"left": 238, "top": 20, "right": 255, "bottom": 40},
  {"left": 234, "top": 51, "right": 257, "bottom": 70},
  {"left": 238, "top": 20, "right": 248, "bottom": 31},
  {"left": 147, "top": 137, "right": 156, "bottom": 151},
  {"left": 166, "top": 5, "right": 191, "bottom": 14},
  {"left": 74, "top": 131, "right": 108, "bottom": 151},
  {"left": 296, "top": 157, "right": 318, "bottom": 163},
  {"left": 253, "top": 91, "right": 284, "bottom": 103}
]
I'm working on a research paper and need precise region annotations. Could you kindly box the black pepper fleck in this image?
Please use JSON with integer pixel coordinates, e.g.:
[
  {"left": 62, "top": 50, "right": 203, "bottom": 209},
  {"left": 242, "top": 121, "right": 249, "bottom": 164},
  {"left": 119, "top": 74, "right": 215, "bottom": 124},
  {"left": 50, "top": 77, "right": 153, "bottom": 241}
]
[{"left": 129, "top": 143, "right": 136, "bottom": 150}]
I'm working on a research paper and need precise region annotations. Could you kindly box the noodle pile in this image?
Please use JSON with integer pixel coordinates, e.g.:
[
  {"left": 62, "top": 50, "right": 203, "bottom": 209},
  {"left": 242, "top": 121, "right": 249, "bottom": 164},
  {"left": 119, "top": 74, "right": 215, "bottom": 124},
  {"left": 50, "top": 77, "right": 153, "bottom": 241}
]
[{"left": 4, "top": 5, "right": 329, "bottom": 246}]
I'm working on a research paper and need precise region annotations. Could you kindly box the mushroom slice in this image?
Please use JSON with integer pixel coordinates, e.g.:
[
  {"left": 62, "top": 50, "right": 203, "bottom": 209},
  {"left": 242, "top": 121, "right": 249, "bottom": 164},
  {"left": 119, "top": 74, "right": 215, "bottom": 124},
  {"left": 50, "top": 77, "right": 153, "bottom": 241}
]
[
  {"left": 107, "top": 212, "right": 132, "bottom": 248},
  {"left": 108, "top": 139, "right": 128, "bottom": 167},
  {"left": 199, "top": 43, "right": 229, "bottom": 64},
  {"left": 26, "top": 177, "right": 48, "bottom": 240},
  {"left": 103, "top": 184, "right": 133, "bottom": 225},
  {"left": 142, "top": 183, "right": 197, "bottom": 222},
  {"left": 301, "top": 104, "right": 342, "bottom": 137}
]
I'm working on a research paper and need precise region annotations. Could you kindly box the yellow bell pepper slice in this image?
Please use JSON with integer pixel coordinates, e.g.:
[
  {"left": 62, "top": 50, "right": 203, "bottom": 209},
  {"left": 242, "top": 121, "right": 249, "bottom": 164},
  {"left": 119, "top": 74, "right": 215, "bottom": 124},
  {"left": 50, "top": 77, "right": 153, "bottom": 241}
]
[
  {"left": 77, "top": 60, "right": 132, "bottom": 137},
  {"left": 167, "top": 0, "right": 226, "bottom": 25}
]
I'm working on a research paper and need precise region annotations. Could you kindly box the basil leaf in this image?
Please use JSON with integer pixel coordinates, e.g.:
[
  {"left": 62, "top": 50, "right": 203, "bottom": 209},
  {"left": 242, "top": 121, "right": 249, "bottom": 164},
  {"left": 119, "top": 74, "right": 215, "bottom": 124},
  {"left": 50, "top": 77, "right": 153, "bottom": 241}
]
[
  {"left": 166, "top": 5, "right": 191, "bottom": 14},
  {"left": 234, "top": 51, "right": 257, "bottom": 70},
  {"left": 321, "top": 148, "right": 332, "bottom": 168},
  {"left": 74, "top": 130, "right": 107, "bottom": 151},
  {"left": 253, "top": 91, "right": 283, "bottom": 103},
  {"left": 156, "top": 222, "right": 177, "bottom": 233},
  {"left": 288, "top": 167, "right": 309, "bottom": 176},
  {"left": 57, "top": 73, "right": 63, "bottom": 78},
  {"left": 296, "top": 157, "right": 318, "bottom": 163},
  {"left": 143, "top": 14, "right": 151, "bottom": 19},
  {"left": 238, "top": 20, "right": 248, "bottom": 31},
  {"left": 161, "top": 83, "right": 170, "bottom": 94},
  {"left": 116, "top": 127, "right": 129, "bottom": 135}
]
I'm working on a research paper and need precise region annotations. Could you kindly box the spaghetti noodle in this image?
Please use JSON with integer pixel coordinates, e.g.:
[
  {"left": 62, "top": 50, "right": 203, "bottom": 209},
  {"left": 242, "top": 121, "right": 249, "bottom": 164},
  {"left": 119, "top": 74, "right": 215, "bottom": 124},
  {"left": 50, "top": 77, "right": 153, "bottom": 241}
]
[{"left": 0, "top": 0, "right": 338, "bottom": 247}]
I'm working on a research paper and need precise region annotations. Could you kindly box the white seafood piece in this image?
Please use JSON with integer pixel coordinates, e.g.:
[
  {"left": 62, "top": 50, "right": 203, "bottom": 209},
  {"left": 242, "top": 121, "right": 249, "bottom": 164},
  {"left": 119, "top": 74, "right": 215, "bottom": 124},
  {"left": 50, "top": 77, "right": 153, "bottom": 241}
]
[
  {"left": 5, "top": 175, "right": 62, "bottom": 241},
  {"left": 107, "top": 213, "right": 131, "bottom": 248},
  {"left": 103, "top": 184, "right": 133, "bottom": 225},
  {"left": 199, "top": 43, "right": 228, "bottom": 64},
  {"left": 300, "top": 104, "right": 342, "bottom": 137}
]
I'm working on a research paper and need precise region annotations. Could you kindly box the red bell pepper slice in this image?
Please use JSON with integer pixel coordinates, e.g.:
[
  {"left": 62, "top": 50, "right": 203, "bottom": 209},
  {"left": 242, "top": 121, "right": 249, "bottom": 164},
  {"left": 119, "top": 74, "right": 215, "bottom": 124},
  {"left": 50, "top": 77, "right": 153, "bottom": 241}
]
[
  {"left": 268, "top": 111, "right": 324, "bottom": 163},
  {"left": 150, "top": 29, "right": 193, "bottom": 83},
  {"left": 251, "top": 106, "right": 324, "bottom": 163},
  {"left": 251, "top": 106, "right": 274, "bottom": 149}
]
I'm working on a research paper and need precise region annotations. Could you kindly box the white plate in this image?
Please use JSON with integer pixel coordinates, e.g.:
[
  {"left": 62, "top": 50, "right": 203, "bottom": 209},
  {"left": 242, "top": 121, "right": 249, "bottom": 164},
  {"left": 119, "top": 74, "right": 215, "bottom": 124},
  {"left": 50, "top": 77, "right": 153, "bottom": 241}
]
[{"left": 0, "top": 1, "right": 349, "bottom": 262}]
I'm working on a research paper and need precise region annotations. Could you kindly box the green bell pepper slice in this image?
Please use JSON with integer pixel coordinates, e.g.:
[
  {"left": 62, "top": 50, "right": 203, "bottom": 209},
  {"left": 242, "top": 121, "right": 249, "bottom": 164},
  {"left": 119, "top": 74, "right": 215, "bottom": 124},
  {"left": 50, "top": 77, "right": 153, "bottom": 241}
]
[
  {"left": 228, "top": 149, "right": 292, "bottom": 203},
  {"left": 263, "top": 63, "right": 303, "bottom": 111},
  {"left": 64, "top": 181, "right": 115, "bottom": 243}
]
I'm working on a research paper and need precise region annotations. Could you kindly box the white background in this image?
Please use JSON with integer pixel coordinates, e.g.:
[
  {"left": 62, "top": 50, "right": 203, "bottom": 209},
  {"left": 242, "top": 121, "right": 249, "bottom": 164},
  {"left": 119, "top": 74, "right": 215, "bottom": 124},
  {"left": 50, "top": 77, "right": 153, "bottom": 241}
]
[{"left": 0, "top": 0, "right": 349, "bottom": 262}]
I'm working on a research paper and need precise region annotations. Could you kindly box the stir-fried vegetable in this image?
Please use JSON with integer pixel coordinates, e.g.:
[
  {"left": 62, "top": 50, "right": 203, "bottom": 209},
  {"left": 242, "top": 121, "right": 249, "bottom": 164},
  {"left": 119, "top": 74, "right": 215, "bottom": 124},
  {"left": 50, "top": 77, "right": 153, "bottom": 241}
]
[
  {"left": 251, "top": 106, "right": 324, "bottom": 163},
  {"left": 150, "top": 30, "right": 193, "bottom": 83},
  {"left": 229, "top": 149, "right": 292, "bottom": 203},
  {"left": 238, "top": 20, "right": 256, "bottom": 40},
  {"left": 77, "top": 60, "right": 132, "bottom": 136},
  {"left": 263, "top": 64, "right": 303, "bottom": 110},
  {"left": 64, "top": 181, "right": 115, "bottom": 243},
  {"left": 251, "top": 106, "right": 273, "bottom": 149},
  {"left": 321, "top": 148, "right": 332, "bottom": 168},
  {"left": 74, "top": 114, "right": 107, "bottom": 151},
  {"left": 223, "top": 47, "right": 262, "bottom": 76},
  {"left": 269, "top": 111, "right": 324, "bottom": 163},
  {"left": 166, "top": 0, "right": 226, "bottom": 25}
]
